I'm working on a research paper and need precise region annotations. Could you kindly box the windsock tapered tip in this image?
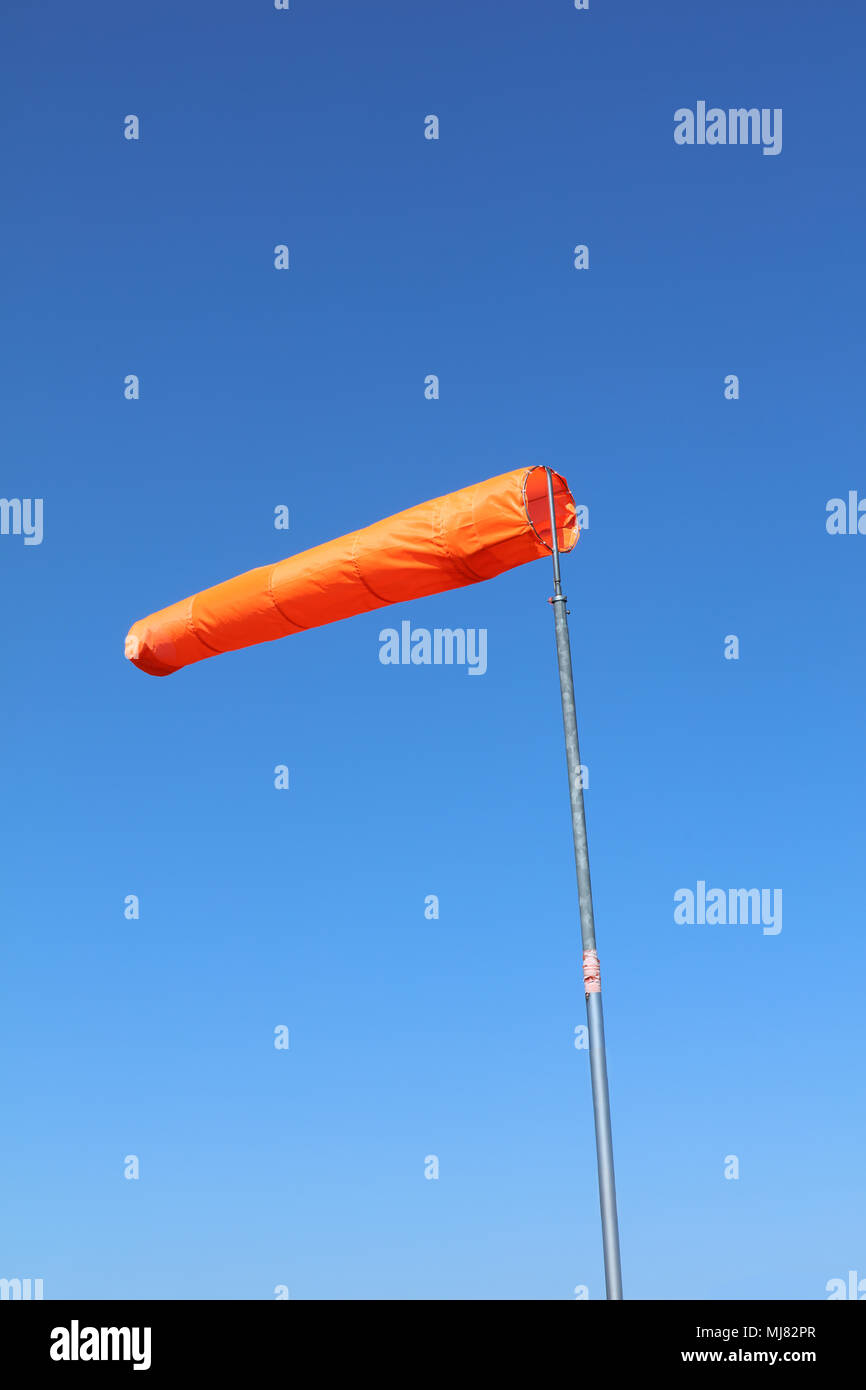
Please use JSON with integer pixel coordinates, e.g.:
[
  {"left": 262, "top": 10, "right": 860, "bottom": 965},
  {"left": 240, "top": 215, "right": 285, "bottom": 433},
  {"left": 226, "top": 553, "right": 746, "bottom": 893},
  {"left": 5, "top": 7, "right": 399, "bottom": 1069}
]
[{"left": 125, "top": 623, "right": 179, "bottom": 677}]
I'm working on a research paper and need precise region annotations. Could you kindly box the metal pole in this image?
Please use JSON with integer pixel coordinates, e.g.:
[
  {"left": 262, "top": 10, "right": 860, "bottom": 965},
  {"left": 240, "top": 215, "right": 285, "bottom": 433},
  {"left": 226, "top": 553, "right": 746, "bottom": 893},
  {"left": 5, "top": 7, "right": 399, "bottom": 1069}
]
[{"left": 545, "top": 467, "right": 623, "bottom": 1300}]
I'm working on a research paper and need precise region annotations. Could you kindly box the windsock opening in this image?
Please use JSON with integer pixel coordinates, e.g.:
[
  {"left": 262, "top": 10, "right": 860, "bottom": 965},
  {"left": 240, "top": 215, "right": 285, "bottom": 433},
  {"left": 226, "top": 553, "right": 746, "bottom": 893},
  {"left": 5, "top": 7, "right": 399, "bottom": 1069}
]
[{"left": 523, "top": 466, "right": 577, "bottom": 553}]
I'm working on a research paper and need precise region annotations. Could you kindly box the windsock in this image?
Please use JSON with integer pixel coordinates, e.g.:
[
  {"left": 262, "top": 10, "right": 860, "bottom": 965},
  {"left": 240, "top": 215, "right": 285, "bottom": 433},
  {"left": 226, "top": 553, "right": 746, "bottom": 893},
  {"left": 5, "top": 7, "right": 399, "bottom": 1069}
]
[{"left": 125, "top": 466, "right": 577, "bottom": 677}]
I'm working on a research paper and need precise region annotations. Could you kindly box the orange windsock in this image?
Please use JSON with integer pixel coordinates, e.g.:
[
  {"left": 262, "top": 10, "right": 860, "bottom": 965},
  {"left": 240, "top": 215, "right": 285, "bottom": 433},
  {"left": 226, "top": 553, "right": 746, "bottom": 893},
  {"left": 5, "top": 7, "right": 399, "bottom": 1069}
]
[{"left": 125, "top": 466, "right": 577, "bottom": 677}]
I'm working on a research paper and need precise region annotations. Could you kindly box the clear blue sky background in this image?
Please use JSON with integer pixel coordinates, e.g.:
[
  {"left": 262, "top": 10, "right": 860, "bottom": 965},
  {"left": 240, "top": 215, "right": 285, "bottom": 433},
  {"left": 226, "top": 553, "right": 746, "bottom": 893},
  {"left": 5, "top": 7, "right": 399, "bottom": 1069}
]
[{"left": 1, "top": 0, "right": 863, "bottom": 1300}]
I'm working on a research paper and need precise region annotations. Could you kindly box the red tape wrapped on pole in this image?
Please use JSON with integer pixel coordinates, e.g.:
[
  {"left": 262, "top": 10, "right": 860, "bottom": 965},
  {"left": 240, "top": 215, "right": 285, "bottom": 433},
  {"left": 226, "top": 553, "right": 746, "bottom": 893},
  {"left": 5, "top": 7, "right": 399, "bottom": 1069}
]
[{"left": 125, "top": 466, "right": 577, "bottom": 677}]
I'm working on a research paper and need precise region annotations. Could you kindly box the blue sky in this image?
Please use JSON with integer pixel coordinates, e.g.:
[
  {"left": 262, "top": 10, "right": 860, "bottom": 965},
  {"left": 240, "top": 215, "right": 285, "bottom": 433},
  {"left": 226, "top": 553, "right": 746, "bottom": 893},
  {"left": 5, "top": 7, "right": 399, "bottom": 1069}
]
[{"left": 1, "top": 0, "right": 863, "bottom": 1299}]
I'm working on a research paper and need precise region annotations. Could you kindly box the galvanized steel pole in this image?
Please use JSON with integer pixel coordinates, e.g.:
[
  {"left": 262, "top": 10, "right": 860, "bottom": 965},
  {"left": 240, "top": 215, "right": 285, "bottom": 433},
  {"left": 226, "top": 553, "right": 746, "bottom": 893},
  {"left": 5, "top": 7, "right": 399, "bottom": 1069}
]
[{"left": 545, "top": 467, "right": 623, "bottom": 1300}]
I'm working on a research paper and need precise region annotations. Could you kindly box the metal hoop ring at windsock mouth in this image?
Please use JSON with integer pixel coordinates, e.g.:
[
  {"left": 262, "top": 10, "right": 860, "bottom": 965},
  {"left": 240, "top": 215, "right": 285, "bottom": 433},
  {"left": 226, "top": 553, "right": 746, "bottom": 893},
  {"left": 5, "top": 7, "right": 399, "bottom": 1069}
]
[{"left": 522, "top": 466, "right": 579, "bottom": 554}]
